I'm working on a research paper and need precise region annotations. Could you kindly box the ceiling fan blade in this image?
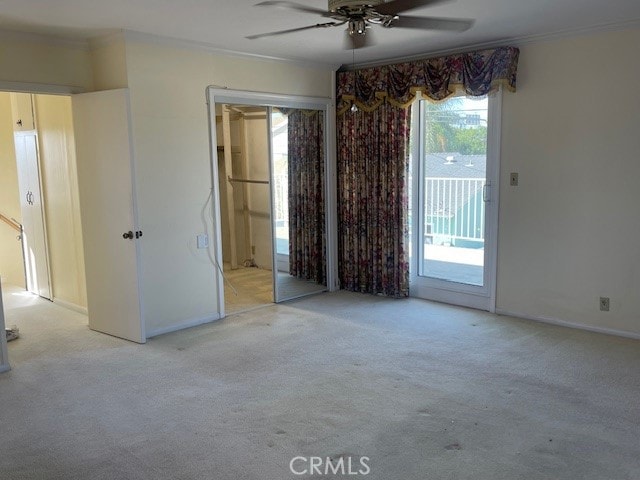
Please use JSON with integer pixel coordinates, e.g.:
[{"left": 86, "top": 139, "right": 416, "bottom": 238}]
[
  {"left": 246, "top": 22, "right": 340, "bottom": 40},
  {"left": 343, "top": 29, "right": 375, "bottom": 50},
  {"left": 392, "top": 15, "right": 474, "bottom": 32},
  {"left": 254, "top": 1, "right": 332, "bottom": 17},
  {"left": 376, "top": 0, "right": 450, "bottom": 15}
]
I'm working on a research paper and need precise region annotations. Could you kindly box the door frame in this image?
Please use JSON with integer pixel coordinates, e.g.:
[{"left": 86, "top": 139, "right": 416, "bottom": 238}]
[
  {"left": 206, "top": 88, "right": 338, "bottom": 319},
  {"left": 3, "top": 87, "right": 87, "bottom": 308},
  {"left": 0, "top": 282, "right": 9, "bottom": 373},
  {"left": 410, "top": 90, "right": 502, "bottom": 313}
]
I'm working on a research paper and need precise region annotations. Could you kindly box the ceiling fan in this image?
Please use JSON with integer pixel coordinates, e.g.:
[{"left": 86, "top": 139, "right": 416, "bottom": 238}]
[{"left": 246, "top": 0, "right": 474, "bottom": 48}]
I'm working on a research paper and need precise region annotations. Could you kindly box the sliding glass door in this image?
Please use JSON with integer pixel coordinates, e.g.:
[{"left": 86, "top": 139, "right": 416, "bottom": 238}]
[{"left": 410, "top": 92, "right": 501, "bottom": 311}]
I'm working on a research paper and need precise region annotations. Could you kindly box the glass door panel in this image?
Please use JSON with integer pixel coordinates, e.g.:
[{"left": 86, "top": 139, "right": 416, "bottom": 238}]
[
  {"left": 269, "top": 108, "right": 327, "bottom": 303},
  {"left": 410, "top": 92, "right": 500, "bottom": 312},
  {"left": 419, "top": 97, "right": 488, "bottom": 287}
]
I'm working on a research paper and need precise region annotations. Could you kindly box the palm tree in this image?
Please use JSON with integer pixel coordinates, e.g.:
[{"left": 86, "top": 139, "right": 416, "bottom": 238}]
[{"left": 422, "top": 98, "right": 486, "bottom": 155}]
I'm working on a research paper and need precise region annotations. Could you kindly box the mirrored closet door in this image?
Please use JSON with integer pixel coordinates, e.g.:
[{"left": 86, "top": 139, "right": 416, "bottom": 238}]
[
  {"left": 210, "top": 90, "right": 332, "bottom": 316},
  {"left": 269, "top": 108, "right": 327, "bottom": 303}
]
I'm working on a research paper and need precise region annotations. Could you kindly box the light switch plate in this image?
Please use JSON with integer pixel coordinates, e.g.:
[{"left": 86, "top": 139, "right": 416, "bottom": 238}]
[{"left": 197, "top": 234, "right": 209, "bottom": 249}]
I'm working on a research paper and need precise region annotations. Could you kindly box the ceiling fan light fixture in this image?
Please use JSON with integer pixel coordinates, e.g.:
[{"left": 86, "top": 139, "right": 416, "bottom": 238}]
[
  {"left": 329, "top": 0, "right": 385, "bottom": 13},
  {"left": 348, "top": 19, "right": 367, "bottom": 35},
  {"left": 249, "top": 0, "right": 473, "bottom": 48}
]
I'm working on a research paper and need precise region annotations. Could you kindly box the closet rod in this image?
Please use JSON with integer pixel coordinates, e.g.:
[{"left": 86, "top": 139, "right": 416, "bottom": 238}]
[{"left": 227, "top": 176, "right": 269, "bottom": 185}]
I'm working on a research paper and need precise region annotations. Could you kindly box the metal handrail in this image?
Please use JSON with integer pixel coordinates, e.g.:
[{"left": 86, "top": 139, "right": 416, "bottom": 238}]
[
  {"left": 0, "top": 213, "right": 21, "bottom": 233},
  {"left": 1, "top": 212, "right": 27, "bottom": 292}
]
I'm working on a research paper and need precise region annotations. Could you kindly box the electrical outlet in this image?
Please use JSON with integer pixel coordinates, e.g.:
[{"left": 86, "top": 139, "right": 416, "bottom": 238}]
[
  {"left": 599, "top": 297, "right": 610, "bottom": 312},
  {"left": 510, "top": 172, "right": 519, "bottom": 186}
]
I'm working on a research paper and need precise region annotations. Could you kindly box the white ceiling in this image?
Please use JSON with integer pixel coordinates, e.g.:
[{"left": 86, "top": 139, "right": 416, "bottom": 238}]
[{"left": 1, "top": 0, "right": 639, "bottom": 67}]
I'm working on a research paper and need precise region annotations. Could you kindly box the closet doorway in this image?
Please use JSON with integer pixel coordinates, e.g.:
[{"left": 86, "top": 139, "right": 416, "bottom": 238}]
[
  {"left": 217, "top": 104, "right": 274, "bottom": 313},
  {"left": 210, "top": 89, "right": 336, "bottom": 316}
]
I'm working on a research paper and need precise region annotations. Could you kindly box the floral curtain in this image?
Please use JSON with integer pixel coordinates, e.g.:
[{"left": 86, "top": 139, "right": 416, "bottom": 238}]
[
  {"left": 338, "top": 103, "right": 411, "bottom": 297},
  {"left": 287, "top": 109, "right": 326, "bottom": 284},
  {"left": 337, "top": 46, "right": 520, "bottom": 114},
  {"left": 336, "top": 46, "right": 519, "bottom": 297}
]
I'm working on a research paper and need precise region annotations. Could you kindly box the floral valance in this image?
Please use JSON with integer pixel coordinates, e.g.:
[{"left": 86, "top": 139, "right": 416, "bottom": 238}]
[{"left": 337, "top": 46, "right": 519, "bottom": 115}]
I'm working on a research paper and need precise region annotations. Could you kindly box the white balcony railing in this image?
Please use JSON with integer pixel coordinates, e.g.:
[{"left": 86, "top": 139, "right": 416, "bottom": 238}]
[{"left": 424, "top": 177, "right": 485, "bottom": 244}]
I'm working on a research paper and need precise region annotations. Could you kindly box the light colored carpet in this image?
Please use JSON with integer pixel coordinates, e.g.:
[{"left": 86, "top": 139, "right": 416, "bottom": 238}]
[{"left": 1, "top": 283, "right": 639, "bottom": 480}]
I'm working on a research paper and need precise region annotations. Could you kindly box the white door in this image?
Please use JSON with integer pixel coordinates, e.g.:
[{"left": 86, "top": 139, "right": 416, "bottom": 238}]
[
  {"left": 72, "top": 89, "right": 145, "bottom": 343},
  {"left": 410, "top": 93, "right": 501, "bottom": 311},
  {"left": 14, "top": 133, "right": 52, "bottom": 299}
]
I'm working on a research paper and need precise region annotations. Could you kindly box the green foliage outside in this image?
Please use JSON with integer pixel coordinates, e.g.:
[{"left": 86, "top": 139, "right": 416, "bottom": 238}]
[{"left": 423, "top": 100, "right": 487, "bottom": 155}]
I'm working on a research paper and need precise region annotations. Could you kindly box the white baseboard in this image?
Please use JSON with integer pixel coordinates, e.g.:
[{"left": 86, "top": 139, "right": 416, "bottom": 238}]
[
  {"left": 53, "top": 298, "right": 88, "bottom": 315},
  {"left": 495, "top": 308, "right": 640, "bottom": 341},
  {"left": 145, "top": 313, "right": 222, "bottom": 339}
]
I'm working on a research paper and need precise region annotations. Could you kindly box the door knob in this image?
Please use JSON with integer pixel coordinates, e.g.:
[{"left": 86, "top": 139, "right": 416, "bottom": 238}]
[{"left": 122, "top": 231, "right": 134, "bottom": 239}]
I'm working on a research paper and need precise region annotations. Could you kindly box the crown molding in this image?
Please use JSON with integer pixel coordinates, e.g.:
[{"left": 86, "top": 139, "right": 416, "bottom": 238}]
[
  {"left": 346, "top": 17, "right": 640, "bottom": 70},
  {"left": 0, "top": 28, "right": 89, "bottom": 50},
  {"left": 510, "top": 16, "right": 640, "bottom": 47},
  {"left": 4, "top": 14, "right": 637, "bottom": 72},
  {"left": 88, "top": 30, "right": 127, "bottom": 50},
  {"left": 0, "top": 80, "right": 85, "bottom": 94},
  {"left": 121, "top": 30, "right": 341, "bottom": 71}
]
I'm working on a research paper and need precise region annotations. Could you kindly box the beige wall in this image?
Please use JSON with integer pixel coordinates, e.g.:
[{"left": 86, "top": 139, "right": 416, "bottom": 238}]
[
  {"left": 0, "top": 34, "right": 92, "bottom": 91},
  {"left": 123, "top": 39, "right": 333, "bottom": 336},
  {"left": 34, "top": 94, "right": 87, "bottom": 309},
  {"left": 498, "top": 28, "right": 640, "bottom": 336},
  {"left": 0, "top": 93, "right": 24, "bottom": 287},
  {"left": 89, "top": 36, "right": 129, "bottom": 91}
]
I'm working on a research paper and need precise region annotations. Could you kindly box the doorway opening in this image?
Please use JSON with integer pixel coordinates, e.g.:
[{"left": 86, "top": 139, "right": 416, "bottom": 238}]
[
  {"left": 0, "top": 90, "right": 88, "bottom": 358},
  {"left": 216, "top": 104, "right": 274, "bottom": 314}
]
